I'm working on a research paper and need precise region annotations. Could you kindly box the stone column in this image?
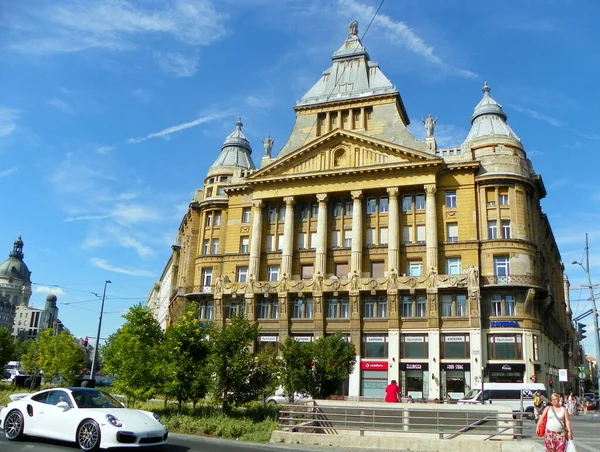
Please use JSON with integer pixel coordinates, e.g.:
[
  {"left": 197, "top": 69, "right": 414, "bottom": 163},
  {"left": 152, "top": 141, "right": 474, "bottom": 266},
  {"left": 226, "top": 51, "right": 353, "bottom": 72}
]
[
  {"left": 314, "top": 194, "right": 328, "bottom": 276},
  {"left": 281, "top": 196, "right": 295, "bottom": 278},
  {"left": 248, "top": 200, "right": 263, "bottom": 279},
  {"left": 337, "top": 111, "right": 342, "bottom": 129},
  {"left": 387, "top": 187, "right": 400, "bottom": 273},
  {"left": 360, "top": 107, "right": 366, "bottom": 129},
  {"left": 424, "top": 184, "right": 438, "bottom": 271},
  {"left": 350, "top": 190, "right": 363, "bottom": 275},
  {"left": 326, "top": 112, "right": 331, "bottom": 133}
]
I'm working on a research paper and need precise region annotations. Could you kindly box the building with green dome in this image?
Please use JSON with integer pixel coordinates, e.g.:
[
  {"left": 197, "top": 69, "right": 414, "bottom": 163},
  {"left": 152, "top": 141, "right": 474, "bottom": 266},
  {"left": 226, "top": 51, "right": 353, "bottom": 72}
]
[{"left": 0, "top": 235, "right": 32, "bottom": 332}]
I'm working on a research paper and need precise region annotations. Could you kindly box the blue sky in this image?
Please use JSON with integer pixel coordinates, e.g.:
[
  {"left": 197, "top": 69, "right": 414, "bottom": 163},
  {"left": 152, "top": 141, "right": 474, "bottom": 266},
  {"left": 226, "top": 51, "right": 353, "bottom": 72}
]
[{"left": 1, "top": 0, "right": 599, "bottom": 354}]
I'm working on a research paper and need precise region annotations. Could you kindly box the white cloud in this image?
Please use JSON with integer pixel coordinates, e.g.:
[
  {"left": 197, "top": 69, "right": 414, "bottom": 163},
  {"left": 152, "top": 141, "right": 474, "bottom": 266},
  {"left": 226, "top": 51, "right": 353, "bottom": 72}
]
[
  {"left": 155, "top": 52, "right": 199, "bottom": 77},
  {"left": 46, "top": 97, "right": 72, "bottom": 113},
  {"left": 34, "top": 286, "right": 67, "bottom": 297},
  {"left": 120, "top": 235, "right": 154, "bottom": 258},
  {"left": 0, "top": 107, "right": 20, "bottom": 137},
  {"left": 97, "top": 145, "right": 116, "bottom": 154},
  {"left": 509, "top": 104, "right": 564, "bottom": 127},
  {"left": 338, "top": 0, "right": 477, "bottom": 79},
  {"left": 8, "top": 0, "right": 228, "bottom": 54},
  {"left": 127, "top": 111, "right": 232, "bottom": 144},
  {"left": 90, "top": 257, "right": 155, "bottom": 277},
  {"left": 0, "top": 166, "right": 20, "bottom": 178}
]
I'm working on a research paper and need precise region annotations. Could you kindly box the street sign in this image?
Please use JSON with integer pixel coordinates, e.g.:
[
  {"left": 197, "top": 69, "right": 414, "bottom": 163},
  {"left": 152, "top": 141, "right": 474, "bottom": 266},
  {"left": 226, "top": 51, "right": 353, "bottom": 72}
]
[{"left": 579, "top": 372, "right": 586, "bottom": 379}]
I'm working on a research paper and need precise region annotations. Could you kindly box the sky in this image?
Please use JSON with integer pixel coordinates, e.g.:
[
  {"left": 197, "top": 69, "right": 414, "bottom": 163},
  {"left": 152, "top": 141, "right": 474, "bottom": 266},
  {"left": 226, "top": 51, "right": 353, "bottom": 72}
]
[{"left": 0, "top": 0, "right": 599, "bottom": 354}]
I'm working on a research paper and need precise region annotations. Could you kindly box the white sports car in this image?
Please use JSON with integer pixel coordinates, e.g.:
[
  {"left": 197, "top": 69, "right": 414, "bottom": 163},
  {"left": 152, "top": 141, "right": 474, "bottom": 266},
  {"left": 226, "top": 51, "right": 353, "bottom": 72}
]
[{"left": 0, "top": 387, "right": 168, "bottom": 450}]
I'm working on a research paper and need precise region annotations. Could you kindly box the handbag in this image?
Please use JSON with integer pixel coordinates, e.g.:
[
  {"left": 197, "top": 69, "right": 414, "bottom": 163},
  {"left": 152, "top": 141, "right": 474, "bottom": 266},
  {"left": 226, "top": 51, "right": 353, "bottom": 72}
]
[
  {"left": 536, "top": 410, "right": 547, "bottom": 437},
  {"left": 566, "top": 439, "right": 577, "bottom": 452}
]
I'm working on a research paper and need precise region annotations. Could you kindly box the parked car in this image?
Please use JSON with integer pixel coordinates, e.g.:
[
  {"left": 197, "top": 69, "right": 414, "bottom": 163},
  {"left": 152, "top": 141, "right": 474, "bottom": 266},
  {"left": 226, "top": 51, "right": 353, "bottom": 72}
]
[
  {"left": 265, "top": 392, "right": 311, "bottom": 404},
  {"left": 0, "top": 387, "right": 168, "bottom": 449},
  {"left": 1, "top": 368, "right": 26, "bottom": 383}
]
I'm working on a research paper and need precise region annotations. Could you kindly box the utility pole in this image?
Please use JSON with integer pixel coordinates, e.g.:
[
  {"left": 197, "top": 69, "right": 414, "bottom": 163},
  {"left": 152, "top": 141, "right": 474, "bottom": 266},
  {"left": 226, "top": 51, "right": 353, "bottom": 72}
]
[
  {"left": 572, "top": 233, "right": 600, "bottom": 392},
  {"left": 90, "top": 280, "right": 111, "bottom": 382}
]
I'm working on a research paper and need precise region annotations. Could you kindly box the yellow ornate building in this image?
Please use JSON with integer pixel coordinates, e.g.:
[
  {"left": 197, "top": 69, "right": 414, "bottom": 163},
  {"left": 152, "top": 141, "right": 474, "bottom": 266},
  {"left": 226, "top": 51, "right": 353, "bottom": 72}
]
[{"left": 151, "top": 23, "right": 576, "bottom": 400}]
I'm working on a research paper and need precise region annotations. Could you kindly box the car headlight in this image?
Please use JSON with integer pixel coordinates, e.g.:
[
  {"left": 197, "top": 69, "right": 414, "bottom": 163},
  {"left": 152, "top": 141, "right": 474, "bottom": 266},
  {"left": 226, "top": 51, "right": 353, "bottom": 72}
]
[
  {"left": 106, "top": 414, "right": 123, "bottom": 427},
  {"left": 152, "top": 413, "right": 164, "bottom": 425}
]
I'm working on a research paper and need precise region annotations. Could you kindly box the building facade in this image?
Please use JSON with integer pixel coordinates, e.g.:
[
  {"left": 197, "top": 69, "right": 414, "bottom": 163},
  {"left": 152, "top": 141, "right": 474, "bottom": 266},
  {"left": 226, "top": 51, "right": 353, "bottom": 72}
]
[
  {"left": 0, "top": 235, "right": 33, "bottom": 332},
  {"left": 154, "top": 23, "right": 577, "bottom": 399}
]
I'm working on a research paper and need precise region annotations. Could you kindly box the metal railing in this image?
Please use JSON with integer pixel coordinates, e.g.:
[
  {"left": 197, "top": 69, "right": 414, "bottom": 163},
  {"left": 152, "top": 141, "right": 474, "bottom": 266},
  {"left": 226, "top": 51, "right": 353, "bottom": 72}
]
[
  {"left": 480, "top": 275, "right": 545, "bottom": 287},
  {"left": 277, "top": 402, "right": 530, "bottom": 441}
]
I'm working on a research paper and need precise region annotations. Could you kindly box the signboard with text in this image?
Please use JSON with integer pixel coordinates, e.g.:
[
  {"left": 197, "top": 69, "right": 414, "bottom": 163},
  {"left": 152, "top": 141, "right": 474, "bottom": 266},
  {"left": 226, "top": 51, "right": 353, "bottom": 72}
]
[{"left": 360, "top": 361, "right": 388, "bottom": 371}]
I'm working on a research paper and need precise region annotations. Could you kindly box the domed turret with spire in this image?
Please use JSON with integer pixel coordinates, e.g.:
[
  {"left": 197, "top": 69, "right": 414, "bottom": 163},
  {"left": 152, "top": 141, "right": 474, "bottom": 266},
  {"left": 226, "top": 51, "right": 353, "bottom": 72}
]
[
  {"left": 0, "top": 234, "right": 31, "bottom": 282},
  {"left": 209, "top": 118, "right": 256, "bottom": 171},
  {"left": 463, "top": 82, "right": 520, "bottom": 144}
]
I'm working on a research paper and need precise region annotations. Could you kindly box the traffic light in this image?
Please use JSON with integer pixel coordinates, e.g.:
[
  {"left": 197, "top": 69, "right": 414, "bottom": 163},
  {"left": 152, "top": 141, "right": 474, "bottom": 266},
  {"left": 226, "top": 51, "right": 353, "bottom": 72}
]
[
  {"left": 83, "top": 337, "right": 88, "bottom": 347},
  {"left": 577, "top": 323, "right": 587, "bottom": 342}
]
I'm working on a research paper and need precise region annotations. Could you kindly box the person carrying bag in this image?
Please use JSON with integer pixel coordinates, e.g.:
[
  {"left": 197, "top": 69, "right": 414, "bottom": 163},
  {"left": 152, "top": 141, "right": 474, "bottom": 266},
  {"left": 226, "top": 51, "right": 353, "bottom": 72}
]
[{"left": 541, "top": 392, "right": 573, "bottom": 452}]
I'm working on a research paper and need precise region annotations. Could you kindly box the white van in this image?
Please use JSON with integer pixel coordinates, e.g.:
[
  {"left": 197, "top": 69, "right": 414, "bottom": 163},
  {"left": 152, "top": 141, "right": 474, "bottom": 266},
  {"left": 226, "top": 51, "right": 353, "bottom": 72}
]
[{"left": 458, "top": 383, "right": 547, "bottom": 419}]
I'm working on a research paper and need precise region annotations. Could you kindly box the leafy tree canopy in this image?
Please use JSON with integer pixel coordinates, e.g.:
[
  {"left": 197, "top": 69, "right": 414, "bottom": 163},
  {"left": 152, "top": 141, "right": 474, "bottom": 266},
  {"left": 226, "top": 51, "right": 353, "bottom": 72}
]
[
  {"left": 34, "top": 329, "right": 84, "bottom": 386},
  {"left": 307, "top": 334, "right": 356, "bottom": 399},
  {"left": 0, "top": 328, "right": 15, "bottom": 369}
]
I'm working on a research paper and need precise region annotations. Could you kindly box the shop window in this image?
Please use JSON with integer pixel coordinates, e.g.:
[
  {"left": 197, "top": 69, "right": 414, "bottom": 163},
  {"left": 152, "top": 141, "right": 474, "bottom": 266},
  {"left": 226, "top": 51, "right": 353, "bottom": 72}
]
[
  {"left": 257, "top": 338, "right": 278, "bottom": 354},
  {"left": 441, "top": 334, "right": 470, "bottom": 359},
  {"left": 487, "top": 334, "right": 523, "bottom": 360},
  {"left": 401, "top": 335, "right": 429, "bottom": 359},
  {"left": 361, "top": 334, "right": 388, "bottom": 358}
]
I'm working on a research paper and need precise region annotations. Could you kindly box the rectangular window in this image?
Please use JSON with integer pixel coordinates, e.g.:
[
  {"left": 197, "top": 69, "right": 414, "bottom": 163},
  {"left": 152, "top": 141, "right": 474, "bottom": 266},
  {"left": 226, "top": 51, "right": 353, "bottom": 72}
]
[
  {"left": 205, "top": 214, "right": 212, "bottom": 227},
  {"left": 236, "top": 266, "right": 248, "bottom": 283},
  {"left": 491, "top": 294, "right": 502, "bottom": 316},
  {"left": 335, "top": 263, "right": 349, "bottom": 279},
  {"left": 265, "top": 235, "right": 275, "bottom": 251},
  {"left": 501, "top": 220, "right": 511, "bottom": 239},
  {"left": 213, "top": 212, "right": 221, "bottom": 227},
  {"left": 365, "top": 228, "right": 375, "bottom": 246},
  {"left": 402, "top": 195, "right": 413, "bottom": 212},
  {"left": 311, "top": 203, "right": 318, "bottom": 217},
  {"left": 370, "top": 261, "right": 385, "bottom": 278},
  {"left": 441, "top": 334, "right": 470, "bottom": 359},
  {"left": 258, "top": 298, "right": 279, "bottom": 320},
  {"left": 211, "top": 239, "right": 219, "bottom": 254},
  {"left": 486, "top": 188, "right": 496, "bottom": 207},
  {"left": 446, "top": 258, "right": 461, "bottom": 275},
  {"left": 494, "top": 256, "right": 510, "bottom": 282},
  {"left": 330, "top": 230, "right": 340, "bottom": 247},
  {"left": 343, "top": 233, "right": 352, "bottom": 248},
  {"left": 445, "top": 191, "right": 457, "bottom": 208},
  {"left": 379, "top": 197, "right": 389, "bottom": 213},
  {"left": 447, "top": 222, "right": 459, "bottom": 242},
  {"left": 499, "top": 191, "right": 509, "bottom": 206},
  {"left": 267, "top": 265, "right": 280, "bottom": 282},
  {"left": 441, "top": 295, "right": 452, "bottom": 317},
  {"left": 268, "top": 207, "right": 277, "bottom": 222},
  {"left": 240, "top": 236, "right": 249, "bottom": 253},
  {"left": 456, "top": 295, "right": 467, "bottom": 316},
  {"left": 326, "top": 297, "right": 349, "bottom": 319},
  {"left": 278, "top": 206, "right": 286, "bottom": 221},
  {"left": 301, "top": 264, "right": 314, "bottom": 280},
  {"left": 402, "top": 226, "right": 413, "bottom": 244},
  {"left": 203, "top": 239, "right": 210, "bottom": 255},
  {"left": 277, "top": 234, "right": 284, "bottom": 251},
  {"left": 224, "top": 300, "right": 245, "bottom": 319},
  {"left": 379, "top": 228, "right": 388, "bottom": 245},
  {"left": 408, "top": 261, "right": 422, "bottom": 277},
  {"left": 292, "top": 297, "right": 313, "bottom": 319},
  {"left": 488, "top": 221, "right": 498, "bottom": 240},
  {"left": 199, "top": 301, "right": 214, "bottom": 320},
  {"left": 361, "top": 334, "right": 388, "bottom": 358},
  {"left": 415, "top": 194, "right": 425, "bottom": 210},
  {"left": 401, "top": 335, "right": 429, "bottom": 359},
  {"left": 377, "top": 297, "right": 387, "bottom": 318},
  {"left": 416, "top": 296, "right": 426, "bottom": 317},
  {"left": 505, "top": 295, "right": 516, "bottom": 316},
  {"left": 364, "top": 296, "right": 376, "bottom": 318},
  {"left": 333, "top": 201, "right": 343, "bottom": 217},
  {"left": 367, "top": 198, "right": 377, "bottom": 214},
  {"left": 299, "top": 204, "right": 309, "bottom": 220},
  {"left": 344, "top": 200, "right": 353, "bottom": 216},
  {"left": 310, "top": 232, "right": 318, "bottom": 249},
  {"left": 488, "top": 334, "right": 523, "bottom": 360},
  {"left": 202, "top": 268, "right": 213, "bottom": 287},
  {"left": 297, "top": 232, "right": 307, "bottom": 249},
  {"left": 242, "top": 207, "right": 251, "bottom": 223},
  {"left": 416, "top": 225, "right": 426, "bottom": 244},
  {"left": 402, "top": 296, "right": 413, "bottom": 317}
]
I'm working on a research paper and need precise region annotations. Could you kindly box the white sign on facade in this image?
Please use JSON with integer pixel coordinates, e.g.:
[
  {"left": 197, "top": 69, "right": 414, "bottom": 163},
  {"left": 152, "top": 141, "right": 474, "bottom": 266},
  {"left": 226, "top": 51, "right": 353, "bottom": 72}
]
[
  {"left": 494, "top": 337, "right": 516, "bottom": 343},
  {"left": 294, "top": 336, "right": 312, "bottom": 342},
  {"left": 444, "top": 336, "right": 466, "bottom": 342},
  {"left": 558, "top": 369, "right": 568, "bottom": 382},
  {"left": 366, "top": 337, "right": 386, "bottom": 342},
  {"left": 404, "top": 336, "right": 424, "bottom": 343},
  {"left": 260, "top": 336, "right": 278, "bottom": 342}
]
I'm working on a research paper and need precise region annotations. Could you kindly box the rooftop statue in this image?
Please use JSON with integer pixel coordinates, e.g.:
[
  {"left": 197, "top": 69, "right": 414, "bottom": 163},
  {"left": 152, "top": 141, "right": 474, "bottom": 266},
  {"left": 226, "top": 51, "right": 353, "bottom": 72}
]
[
  {"left": 262, "top": 135, "right": 274, "bottom": 157},
  {"left": 349, "top": 21, "right": 358, "bottom": 37},
  {"left": 422, "top": 114, "right": 437, "bottom": 138}
]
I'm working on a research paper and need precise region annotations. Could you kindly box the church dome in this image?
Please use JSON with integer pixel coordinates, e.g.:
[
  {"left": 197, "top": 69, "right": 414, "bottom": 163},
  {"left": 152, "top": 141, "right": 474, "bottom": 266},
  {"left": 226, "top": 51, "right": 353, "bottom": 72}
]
[{"left": 0, "top": 234, "right": 31, "bottom": 282}]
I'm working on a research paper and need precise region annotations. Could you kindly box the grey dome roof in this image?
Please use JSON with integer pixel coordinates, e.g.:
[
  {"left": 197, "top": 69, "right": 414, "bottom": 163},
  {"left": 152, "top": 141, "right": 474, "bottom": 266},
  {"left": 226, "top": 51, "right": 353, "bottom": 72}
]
[
  {"left": 209, "top": 119, "right": 256, "bottom": 170},
  {"left": 46, "top": 294, "right": 58, "bottom": 302},
  {"left": 0, "top": 234, "right": 31, "bottom": 282},
  {"left": 464, "top": 82, "right": 520, "bottom": 144}
]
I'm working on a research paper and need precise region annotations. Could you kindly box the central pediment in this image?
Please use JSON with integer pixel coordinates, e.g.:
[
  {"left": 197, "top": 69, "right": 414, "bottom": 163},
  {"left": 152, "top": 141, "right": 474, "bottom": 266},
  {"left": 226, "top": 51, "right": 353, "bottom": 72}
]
[{"left": 248, "top": 129, "right": 439, "bottom": 181}]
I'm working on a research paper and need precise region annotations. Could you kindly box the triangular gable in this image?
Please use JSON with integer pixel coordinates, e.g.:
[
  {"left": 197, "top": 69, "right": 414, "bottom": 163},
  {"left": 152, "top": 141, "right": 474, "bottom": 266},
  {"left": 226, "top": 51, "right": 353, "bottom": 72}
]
[{"left": 248, "top": 129, "right": 438, "bottom": 180}]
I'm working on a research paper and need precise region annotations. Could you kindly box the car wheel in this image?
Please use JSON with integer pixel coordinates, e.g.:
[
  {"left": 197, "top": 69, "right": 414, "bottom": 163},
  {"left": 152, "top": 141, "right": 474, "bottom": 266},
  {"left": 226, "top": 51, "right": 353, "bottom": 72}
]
[
  {"left": 4, "top": 409, "right": 25, "bottom": 441},
  {"left": 267, "top": 400, "right": 278, "bottom": 404},
  {"left": 77, "top": 419, "right": 101, "bottom": 451}
]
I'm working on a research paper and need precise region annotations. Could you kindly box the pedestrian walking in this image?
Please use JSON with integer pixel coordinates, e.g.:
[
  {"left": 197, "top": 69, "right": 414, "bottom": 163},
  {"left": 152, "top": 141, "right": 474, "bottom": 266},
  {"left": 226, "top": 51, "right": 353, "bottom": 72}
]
[{"left": 541, "top": 392, "right": 573, "bottom": 452}]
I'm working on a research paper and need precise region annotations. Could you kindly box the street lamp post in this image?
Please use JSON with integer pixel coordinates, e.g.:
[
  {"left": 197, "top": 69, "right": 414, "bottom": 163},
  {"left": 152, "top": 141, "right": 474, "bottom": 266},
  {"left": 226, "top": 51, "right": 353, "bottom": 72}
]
[
  {"left": 90, "top": 280, "right": 111, "bottom": 382},
  {"left": 572, "top": 233, "right": 600, "bottom": 392}
]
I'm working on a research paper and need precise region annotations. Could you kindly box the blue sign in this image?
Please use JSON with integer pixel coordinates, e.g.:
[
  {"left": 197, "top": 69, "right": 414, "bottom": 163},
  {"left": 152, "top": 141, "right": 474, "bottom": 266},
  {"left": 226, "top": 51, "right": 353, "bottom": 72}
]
[{"left": 490, "top": 321, "right": 519, "bottom": 327}]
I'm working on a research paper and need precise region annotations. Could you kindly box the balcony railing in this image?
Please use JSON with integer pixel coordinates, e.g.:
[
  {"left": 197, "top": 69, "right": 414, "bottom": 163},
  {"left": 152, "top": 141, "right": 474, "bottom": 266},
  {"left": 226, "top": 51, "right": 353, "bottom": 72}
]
[{"left": 480, "top": 275, "right": 545, "bottom": 287}]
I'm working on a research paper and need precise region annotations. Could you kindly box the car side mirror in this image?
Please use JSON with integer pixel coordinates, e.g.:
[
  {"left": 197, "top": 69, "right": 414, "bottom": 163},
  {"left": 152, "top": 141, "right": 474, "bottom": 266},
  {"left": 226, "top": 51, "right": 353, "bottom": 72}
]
[{"left": 56, "top": 401, "right": 71, "bottom": 411}]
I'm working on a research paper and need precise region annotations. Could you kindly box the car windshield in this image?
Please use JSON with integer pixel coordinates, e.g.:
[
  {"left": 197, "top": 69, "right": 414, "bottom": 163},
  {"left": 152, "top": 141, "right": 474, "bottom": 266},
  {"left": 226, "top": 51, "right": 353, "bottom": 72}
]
[
  {"left": 462, "top": 389, "right": 480, "bottom": 400},
  {"left": 71, "top": 389, "right": 123, "bottom": 409}
]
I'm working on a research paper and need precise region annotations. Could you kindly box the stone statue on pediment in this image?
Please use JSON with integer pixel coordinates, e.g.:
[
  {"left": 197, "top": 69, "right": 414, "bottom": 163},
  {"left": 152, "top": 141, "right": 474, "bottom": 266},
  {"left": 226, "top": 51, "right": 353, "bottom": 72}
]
[
  {"left": 262, "top": 135, "right": 274, "bottom": 157},
  {"left": 422, "top": 114, "right": 437, "bottom": 138},
  {"left": 349, "top": 21, "right": 358, "bottom": 37}
]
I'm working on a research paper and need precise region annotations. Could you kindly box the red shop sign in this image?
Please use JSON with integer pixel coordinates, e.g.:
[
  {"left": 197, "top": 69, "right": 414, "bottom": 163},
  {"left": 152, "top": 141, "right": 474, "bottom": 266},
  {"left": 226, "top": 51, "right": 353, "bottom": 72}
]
[{"left": 360, "top": 361, "right": 388, "bottom": 371}]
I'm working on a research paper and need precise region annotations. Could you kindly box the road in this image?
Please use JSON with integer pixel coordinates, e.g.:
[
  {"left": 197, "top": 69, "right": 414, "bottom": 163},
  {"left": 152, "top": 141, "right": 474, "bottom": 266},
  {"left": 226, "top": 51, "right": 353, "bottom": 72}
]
[{"left": 0, "top": 412, "right": 598, "bottom": 452}]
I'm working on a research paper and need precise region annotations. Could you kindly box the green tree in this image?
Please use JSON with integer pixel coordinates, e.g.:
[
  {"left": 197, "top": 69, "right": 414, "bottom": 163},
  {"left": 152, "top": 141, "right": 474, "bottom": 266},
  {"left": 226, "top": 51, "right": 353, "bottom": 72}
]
[
  {"left": 0, "top": 328, "right": 15, "bottom": 369},
  {"left": 306, "top": 334, "right": 356, "bottom": 399},
  {"left": 20, "top": 339, "right": 42, "bottom": 387},
  {"left": 34, "top": 330, "right": 85, "bottom": 386},
  {"left": 101, "top": 304, "right": 164, "bottom": 407},
  {"left": 279, "top": 337, "right": 314, "bottom": 401},
  {"left": 11, "top": 338, "right": 33, "bottom": 361},
  {"left": 208, "top": 315, "right": 275, "bottom": 412},
  {"left": 162, "top": 307, "right": 211, "bottom": 412}
]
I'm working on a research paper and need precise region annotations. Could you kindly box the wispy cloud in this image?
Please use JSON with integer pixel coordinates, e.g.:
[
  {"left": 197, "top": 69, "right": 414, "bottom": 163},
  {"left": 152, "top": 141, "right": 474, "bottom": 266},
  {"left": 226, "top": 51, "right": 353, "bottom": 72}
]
[
  {"left": 155, "top": 51, "right": 199, "bottom": 77},
  {"left": 338, "top": 0, "right": 476, "bottom": 79},
  {"left": 0, "top": 166, "right": 20, "bottom": 178},
  {"left": 127, "top": 111, "right": 232, "bottom": 144},
  {"left": 46, "top": 97, "right": 72, "bottom": 113},
  {"left": 64, "top": 203, "right": 160, "bottom": 225},
  {"left": 97, "top": 145, "right": 116, "bottom": 154},
  {"left": 509, "top": 104, "right": 564, "bottom": 127},
  {"left": 90, "top": 257, "right": 154, "bottom": 277},
  {"left": 34, "top": 286, "right": 67, "bottom": 297},
  {"left": 0, "top": 107, "right": 20, "bottom": 137}
]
